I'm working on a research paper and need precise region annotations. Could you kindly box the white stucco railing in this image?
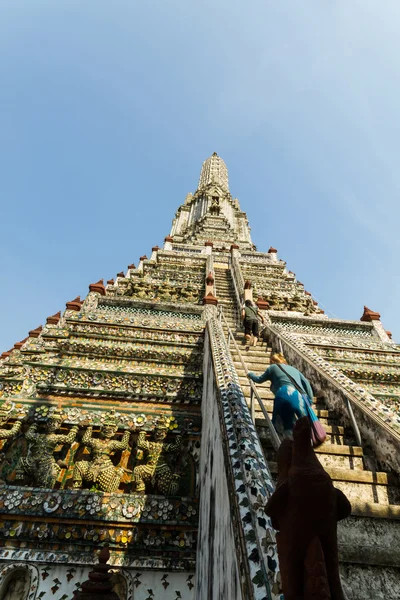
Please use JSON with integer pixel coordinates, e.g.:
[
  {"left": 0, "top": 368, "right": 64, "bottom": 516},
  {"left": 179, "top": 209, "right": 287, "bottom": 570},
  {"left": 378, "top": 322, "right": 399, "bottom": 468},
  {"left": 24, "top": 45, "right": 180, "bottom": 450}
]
[
  {"left": 263, "top": 322, "right": 400, "bottom": 475},
  {"left": 228, "top": 255, "right": 245, "bottom": 328},
  {"left": 196, "top": 316, "right": 281, "bottom": 600}
]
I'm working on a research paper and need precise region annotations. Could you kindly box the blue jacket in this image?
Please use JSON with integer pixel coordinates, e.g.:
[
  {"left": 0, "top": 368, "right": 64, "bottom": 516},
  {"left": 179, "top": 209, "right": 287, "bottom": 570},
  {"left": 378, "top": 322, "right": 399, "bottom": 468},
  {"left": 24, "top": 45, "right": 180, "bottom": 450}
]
[{"left": 248, "top": 364, "right": 314, "bottom": 399}]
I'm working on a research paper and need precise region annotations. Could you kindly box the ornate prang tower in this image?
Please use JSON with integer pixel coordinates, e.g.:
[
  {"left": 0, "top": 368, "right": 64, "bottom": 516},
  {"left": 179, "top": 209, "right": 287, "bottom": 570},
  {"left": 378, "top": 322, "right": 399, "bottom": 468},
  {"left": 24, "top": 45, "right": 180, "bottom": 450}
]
[{"left": 0, "top": 154, "right": 399, "bottom": 600}]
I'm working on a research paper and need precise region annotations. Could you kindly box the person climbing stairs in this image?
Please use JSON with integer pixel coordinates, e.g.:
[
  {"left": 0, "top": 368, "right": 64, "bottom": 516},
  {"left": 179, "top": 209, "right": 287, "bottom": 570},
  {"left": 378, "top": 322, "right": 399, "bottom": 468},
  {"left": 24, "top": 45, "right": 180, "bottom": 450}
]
[{"left": 213, "top": 264, "right": 400, "bottom": 600}]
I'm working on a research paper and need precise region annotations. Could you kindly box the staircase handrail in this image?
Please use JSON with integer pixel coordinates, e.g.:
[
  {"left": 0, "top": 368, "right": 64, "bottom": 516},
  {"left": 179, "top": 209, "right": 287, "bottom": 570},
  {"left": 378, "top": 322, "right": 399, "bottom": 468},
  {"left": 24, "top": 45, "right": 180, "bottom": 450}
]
[
  {"left": 219, "top": 308, "right": 281, "bottom": 452},
  {"left": 206, "top": 315, "right": 281, "bottom": 599},
  {"left": 206, "top": 252, "right": 215, "bottom": 295},
  {"left": 228, "top": 255, "right": 245, "bottom": 328}
]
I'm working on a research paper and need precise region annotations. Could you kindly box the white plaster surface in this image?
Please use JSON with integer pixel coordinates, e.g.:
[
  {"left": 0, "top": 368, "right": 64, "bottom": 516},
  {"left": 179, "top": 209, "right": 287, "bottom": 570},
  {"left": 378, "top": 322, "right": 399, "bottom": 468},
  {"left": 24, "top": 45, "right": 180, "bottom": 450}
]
[
  {"left": 0, "top": 563, "right": 194, "bottom": 600},
  {"left": 194, "top": 339, "right": 243, "bottom": 600}
]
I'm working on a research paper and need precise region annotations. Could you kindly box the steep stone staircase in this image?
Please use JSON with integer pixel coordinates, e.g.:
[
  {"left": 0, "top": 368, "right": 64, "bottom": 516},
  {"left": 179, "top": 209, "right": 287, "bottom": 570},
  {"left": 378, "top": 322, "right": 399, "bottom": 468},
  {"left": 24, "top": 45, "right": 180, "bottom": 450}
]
[{"left": 214, "top": 265, "right": 400, "bottom": 600}]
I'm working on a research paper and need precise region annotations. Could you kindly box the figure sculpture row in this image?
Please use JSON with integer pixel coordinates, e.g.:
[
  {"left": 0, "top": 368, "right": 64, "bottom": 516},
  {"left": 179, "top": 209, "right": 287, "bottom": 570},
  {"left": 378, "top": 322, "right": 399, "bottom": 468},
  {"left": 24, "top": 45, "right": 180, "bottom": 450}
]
[
  {"left": 257, "top": 292, "right": 320, "bottom": 314},
  {"left": 0, "top": 406, "right": 181, "bottom": 495}
]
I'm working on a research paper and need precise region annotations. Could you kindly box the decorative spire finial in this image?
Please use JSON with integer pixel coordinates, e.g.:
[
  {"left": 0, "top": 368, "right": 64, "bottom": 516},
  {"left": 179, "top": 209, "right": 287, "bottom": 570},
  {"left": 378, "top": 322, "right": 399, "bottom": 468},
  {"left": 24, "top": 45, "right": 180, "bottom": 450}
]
[{"left": 198, "top": 153, "right": 229, "bottom": 193}]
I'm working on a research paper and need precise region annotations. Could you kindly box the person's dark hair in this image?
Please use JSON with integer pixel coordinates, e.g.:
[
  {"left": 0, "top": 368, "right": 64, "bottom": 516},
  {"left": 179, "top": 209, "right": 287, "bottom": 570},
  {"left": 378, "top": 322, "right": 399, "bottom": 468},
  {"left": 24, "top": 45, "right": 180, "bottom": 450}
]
[{"left": 245, "top": 299, "right": 253, "bottom": 307}]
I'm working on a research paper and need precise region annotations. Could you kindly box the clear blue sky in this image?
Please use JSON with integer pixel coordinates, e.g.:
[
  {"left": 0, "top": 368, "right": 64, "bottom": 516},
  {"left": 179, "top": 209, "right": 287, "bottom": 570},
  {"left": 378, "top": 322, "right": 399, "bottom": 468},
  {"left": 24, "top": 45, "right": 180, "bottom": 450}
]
[{"left": 1, "top": 1, "right": 400, "bottom": 350}]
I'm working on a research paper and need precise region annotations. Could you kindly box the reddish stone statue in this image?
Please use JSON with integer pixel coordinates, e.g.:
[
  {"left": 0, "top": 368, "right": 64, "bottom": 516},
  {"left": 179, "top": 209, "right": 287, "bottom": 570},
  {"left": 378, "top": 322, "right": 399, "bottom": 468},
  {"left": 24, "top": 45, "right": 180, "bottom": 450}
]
[
  {"left": 265, "top": 417, "right": 351, "bottom": 600},
  {"left": 73, "top": 546, "right": 119, "bottom": 600}
]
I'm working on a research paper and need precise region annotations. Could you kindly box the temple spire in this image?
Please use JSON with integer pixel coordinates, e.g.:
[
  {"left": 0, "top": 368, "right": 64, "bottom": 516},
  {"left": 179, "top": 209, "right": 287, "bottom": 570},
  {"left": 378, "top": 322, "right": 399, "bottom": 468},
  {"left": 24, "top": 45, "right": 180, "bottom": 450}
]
[
  {"left": 168, "top": 152, "right": 253, "bottom": 248},
  {"left": 198, "top": 152, "right": 229, "bottom": 193}
]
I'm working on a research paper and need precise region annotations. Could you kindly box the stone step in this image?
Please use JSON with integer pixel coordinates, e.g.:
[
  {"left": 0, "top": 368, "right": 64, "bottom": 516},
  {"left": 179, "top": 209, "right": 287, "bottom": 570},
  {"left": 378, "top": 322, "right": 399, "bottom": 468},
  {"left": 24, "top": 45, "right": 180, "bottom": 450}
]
[
  {"left": 267, "top": 461, "right": 390, "bottom": 484},
  {"left": 231, "top": 334, "right": 269, "bottom": 342},
  {"left": 256, "top": 418, "right": 345, "bottom": 436},
  {"left": 317, "top": 452, "right": 365, "bottom": 471},
  {"left": 248, "top": 394, "right": 332, "bottom": 416},
  {"left": 263, "top": 446, "right": 365, "bottom": 471},
  {"left": 349, "top": 503, "right": 400, "bottom": 519},
  {"left": 267, "top": 462, "right": 398, "bottom": 505},
  {"left": 240, "top": 379, "right": 324, "bottom": 409},
  {"left": 233, "top": 329, "right": 266, "bottom": 337},
  {"left": 257, "top": 419, "right": 345, "bottom": 445},
  {"left": 253, "top": 411, "right": 336, "bottom": 430},
  {"left": 237, "top": 375, "right": 268, "bottom": 385},
  {"left": 234, "top": 341, "right": 270, "bottom": 350},
  {"left": 316, "top": 443, "right": 364, "bottom": 457},
  {"left": 233, "top": 359, "right": 271, "bottom": 370},
  {"left": 232, "top": 354, "right": 268, "bottom": 370},
  {"left": 232, "top": 364, "right": 270, "bottom": 372},
  {"left": 241, "top": 386, "right": 275, "bottom": 401},
  {"left": 339, "top": 563, "right": 400, "bottom": 600},
  {"left": 230, "top": 347, "right": 271, "bottom": 359},
  {"left": 260, "top": 432, "right": 363, "bottom": 457},
  {"left": 255, "top": 410, "right": 338, "bottom": 427},
  {"left": 334, "top": 480, "right": 400, "bottom": 506},
  {"left": 338, "top": 516, "right": 400, "bottom": 571},
  {"left": 242, "top": 392, "right": 329, "bottom": 417},
  {"left": 232, "top": 345, "right": 271, "bottom": 355}
]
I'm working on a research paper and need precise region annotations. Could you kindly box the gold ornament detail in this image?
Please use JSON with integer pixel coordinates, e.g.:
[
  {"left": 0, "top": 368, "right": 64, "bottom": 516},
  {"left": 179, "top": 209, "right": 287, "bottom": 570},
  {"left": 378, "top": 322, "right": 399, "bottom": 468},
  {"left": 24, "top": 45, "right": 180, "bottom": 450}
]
[
  {"left": 14, "top": 406, "right": 78, "bottom": 488},
  {"left": 72, "top": 411, "right": 130, "bottom": 493},
  {"left": 133, "top": 418, "right": 182, "bottom": 495}
]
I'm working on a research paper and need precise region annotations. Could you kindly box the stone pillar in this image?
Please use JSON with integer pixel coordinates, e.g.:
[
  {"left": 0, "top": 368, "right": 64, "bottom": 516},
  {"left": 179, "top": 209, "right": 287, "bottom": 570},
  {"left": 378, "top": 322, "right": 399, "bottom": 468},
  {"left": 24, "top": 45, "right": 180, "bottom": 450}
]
[
  {"left": 137, "top": 255, "right": 148, "bottom": 273},
  {"left": 202, "top": 301, "right": 219, "bottom": 322},
  {"left": 244, "top": 280, "right": 253, "bottom": 303},
  {"left": 205, "top": 272, "right": 215, "bottom": 297},
  {"left": 202, "top": 292, "right": 218, "bottom": 322},
  {"left": 360, "top": 306, "right": 395, "bottom": 345},
  {"left": 230, "top": 243, "right": 240, "bottom": 259},
  {"left": 82, "top": 291, "right": 100, "bottom": 313},
  {"left": 204, "top": 241, "right": 213, "bottom": 254},
  {"left": 268, "top": 247, "right": 278, "bottom": 262},
  {"left": 164, "top": 235, "right": 173, "bottom": 251},
  {"left": 150, "top": 246, "right": 159, "bottom": 261}
]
